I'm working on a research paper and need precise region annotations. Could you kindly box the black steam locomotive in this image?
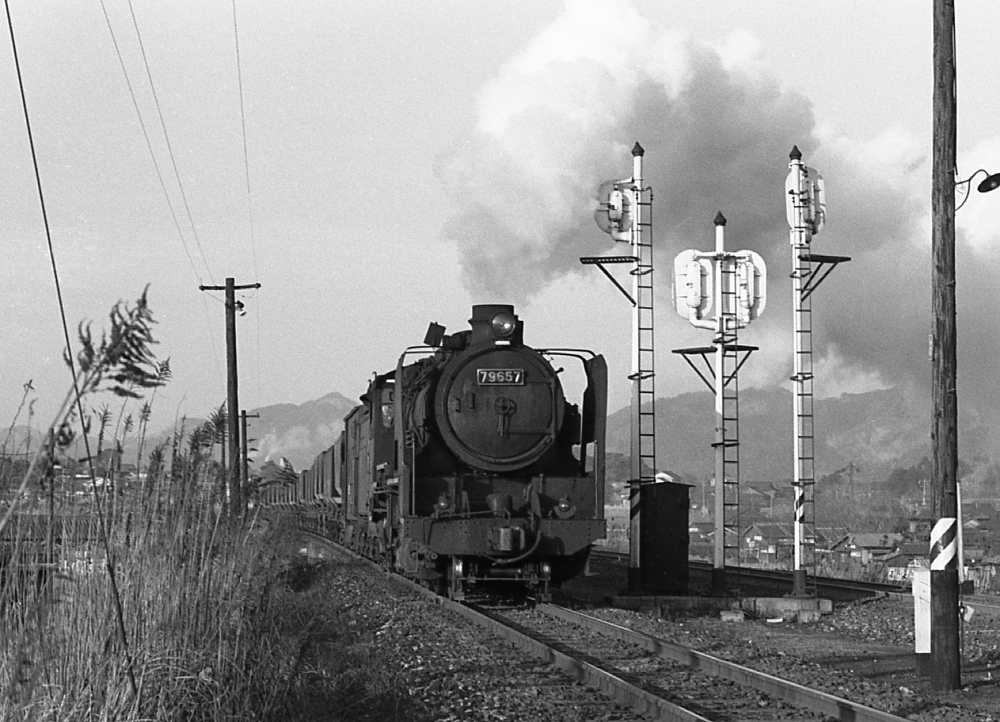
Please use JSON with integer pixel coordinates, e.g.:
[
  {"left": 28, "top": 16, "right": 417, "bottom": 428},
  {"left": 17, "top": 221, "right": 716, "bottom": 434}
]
[{"left": 265, "top": 304, "right": 608, "bottom": 600}]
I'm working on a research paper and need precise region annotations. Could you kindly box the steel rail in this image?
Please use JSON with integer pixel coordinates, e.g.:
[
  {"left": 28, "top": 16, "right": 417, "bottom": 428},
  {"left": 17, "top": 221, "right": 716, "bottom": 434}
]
[
  {"left": 590, "top": 549, "right": 909, "bottom": 596},
  {"left": 296, "top": 527, "right": 912, "bottom": 721},
  {"left": 298, "top": 529, "right": 712, "bottom": 720},
  {"left": 461, "top": 601, "right": 713, "bottom": 722},
  {"left": 538, "top": 603, "right": 910, "bottom": 722}
]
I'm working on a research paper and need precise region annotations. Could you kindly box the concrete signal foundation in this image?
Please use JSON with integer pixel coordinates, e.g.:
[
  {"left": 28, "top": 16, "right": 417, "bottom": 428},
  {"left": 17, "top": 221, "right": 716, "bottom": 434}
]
[{"left": 610, "top": 593, "right": 833, "bottom": 623}]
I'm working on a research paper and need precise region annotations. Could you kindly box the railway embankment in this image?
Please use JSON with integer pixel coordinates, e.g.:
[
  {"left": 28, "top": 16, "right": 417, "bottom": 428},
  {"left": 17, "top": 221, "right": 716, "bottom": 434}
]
[
  {"left": 2, "top": 515, "right": 390, "bottom": 722},
  {"left": 281, "top": 552, "right": 650, "bottom": 721},
  {"left": 295, "top": 532, "right": 1000, "bottom": 721}
]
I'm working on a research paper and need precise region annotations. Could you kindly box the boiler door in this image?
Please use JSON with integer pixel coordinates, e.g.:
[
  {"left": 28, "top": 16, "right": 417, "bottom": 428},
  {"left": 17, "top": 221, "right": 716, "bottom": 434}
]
[{"left": 434, "top": 347, "right": 564, "bottom": 472}]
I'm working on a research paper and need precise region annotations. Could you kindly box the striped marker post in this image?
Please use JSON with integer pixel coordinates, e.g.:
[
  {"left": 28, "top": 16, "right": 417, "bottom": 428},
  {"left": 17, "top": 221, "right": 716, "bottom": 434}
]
[
  {"left": 930, "top": 517, "right": 957, "bottom": 571},
  {"left": 924, "top": 517, "right": 960, "bottom": 684}
]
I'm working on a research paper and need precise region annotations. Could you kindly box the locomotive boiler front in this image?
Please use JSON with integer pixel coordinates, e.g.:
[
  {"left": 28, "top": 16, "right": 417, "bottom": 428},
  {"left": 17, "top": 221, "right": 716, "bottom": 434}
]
[{"left": 432, "top": 306, "right": 565, "bottom": 473}]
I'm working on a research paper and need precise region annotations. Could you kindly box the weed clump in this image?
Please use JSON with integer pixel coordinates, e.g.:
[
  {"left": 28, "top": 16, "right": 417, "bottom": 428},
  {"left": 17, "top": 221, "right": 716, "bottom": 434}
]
[{"left": 0, "top": 292, "right": 416, "bottom": 721}]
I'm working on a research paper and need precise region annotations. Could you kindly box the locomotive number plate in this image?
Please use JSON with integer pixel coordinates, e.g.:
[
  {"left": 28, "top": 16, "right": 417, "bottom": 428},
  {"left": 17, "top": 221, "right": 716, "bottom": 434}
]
[{"left": 477, "top": 368, "right": 524, "bottom": 385}]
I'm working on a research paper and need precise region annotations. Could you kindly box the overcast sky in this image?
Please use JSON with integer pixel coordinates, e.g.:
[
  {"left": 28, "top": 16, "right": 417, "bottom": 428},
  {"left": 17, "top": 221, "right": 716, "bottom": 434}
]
[{"left": 2, "top": 0, "right": 999, "bottom": 443}]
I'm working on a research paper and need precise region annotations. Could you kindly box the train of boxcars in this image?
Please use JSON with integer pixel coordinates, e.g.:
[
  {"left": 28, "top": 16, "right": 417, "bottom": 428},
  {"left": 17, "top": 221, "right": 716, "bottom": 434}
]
[{"left": 260, "top": 304, "right": 608, "bottom": 600}]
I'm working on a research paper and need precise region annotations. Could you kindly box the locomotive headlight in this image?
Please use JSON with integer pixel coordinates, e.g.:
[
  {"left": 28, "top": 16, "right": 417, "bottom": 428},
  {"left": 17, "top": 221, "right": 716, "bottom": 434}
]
[
  {"left": 453, "top": 557, "right": 464, "bottom": 577},
  {"left": 491, "top": 311, "right": 516, "bottom": 338},
  {"left": 554, "top": 496, "right": 576, "bottom": 519},
  {"left": 541, "top": 561, "right": 552, "bottom": 578},
  {"left": 436, "top": 493, "right": 453, "bottom": 513}
]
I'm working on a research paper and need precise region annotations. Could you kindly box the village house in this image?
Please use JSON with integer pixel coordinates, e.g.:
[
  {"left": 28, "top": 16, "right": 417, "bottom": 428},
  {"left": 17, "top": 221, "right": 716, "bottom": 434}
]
[{"left": 829, "top": 532, "right": 903, "bottom": 566}]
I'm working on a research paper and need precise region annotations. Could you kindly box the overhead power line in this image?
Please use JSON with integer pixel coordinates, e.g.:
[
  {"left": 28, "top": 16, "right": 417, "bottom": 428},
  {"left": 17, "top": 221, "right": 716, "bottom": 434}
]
[
  {"left": 99, "top": 0, "right": 203, "bottom": 282},
  {"left": 232, "top": 0, "right": 264, "bottom": 412},
  {"left": 125, "top": 0, "right": 214, "bottom": 283}
]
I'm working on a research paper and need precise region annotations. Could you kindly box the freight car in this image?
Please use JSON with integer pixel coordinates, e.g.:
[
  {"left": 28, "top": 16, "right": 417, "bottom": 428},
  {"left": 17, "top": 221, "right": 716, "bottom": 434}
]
[{"left": 266, "top": 304, "right": 608, "bottom": 600}]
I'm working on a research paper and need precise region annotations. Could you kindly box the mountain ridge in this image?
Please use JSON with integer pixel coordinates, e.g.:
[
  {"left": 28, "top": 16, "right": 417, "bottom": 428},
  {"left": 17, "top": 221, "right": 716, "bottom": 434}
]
[{"left": 8, "top": 386, "right": 994, "bottom": 488}]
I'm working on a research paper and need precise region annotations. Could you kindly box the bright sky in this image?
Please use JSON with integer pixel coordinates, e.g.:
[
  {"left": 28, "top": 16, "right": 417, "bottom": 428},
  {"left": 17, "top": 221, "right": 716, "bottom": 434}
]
[{"left": 2, "top": 1, "right": 999, "bottom": 440}]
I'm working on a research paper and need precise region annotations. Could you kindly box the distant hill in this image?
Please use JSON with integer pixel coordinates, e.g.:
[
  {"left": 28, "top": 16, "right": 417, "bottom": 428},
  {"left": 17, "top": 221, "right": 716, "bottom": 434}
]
[
  {"left": 0, "top": 425, "right": 45, "bottom": 457},
  {"left": 606, "top": 386, "right": 965, "bottom": 484},
  {"left": 247, "top": 392, "right": 357, "bottom": 471},
  {"left": 8, "top": 386, "right": 998, "bottom": 490},
  {"left": 243, "top": 385, "right": 950, "bottom": 482},
  {"left": 0, "top": 393, "right": 358, "bottom": 475}
]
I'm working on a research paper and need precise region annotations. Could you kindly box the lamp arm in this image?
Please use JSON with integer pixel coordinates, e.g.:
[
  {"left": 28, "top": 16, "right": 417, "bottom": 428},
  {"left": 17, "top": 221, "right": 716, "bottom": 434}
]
[{"left": 955, "top": 169, "right": 988, "bottom": 212}]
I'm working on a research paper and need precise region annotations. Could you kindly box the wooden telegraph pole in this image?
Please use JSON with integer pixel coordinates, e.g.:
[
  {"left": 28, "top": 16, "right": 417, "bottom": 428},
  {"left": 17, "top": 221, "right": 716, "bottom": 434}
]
[
  {"left": 930, "top": 0, "right": 961, "bottom": 691},
  {"left": 199, "top": 277, "right": 260, "bottom": 517}
]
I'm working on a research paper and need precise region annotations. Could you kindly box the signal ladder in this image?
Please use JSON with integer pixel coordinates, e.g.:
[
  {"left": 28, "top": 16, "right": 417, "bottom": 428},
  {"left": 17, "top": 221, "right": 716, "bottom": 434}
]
[
  {"left": 792, "top": 250, "right": 817, "bottom": 595},
  {"left": 792, "top": 252, "right": 849, "bottom": 595},
  {"left": 631, "top": 185, "right": 657, "bottom": 484},
  {"left": 717, "top": 260, "right": 744, "bottom": 570}
]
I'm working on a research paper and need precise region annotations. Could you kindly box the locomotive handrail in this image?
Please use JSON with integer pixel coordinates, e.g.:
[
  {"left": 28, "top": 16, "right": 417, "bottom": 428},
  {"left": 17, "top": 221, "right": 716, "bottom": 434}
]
[
  {"left": 396, "top": 344, "right": 438, "bottom": 362},
  {"left": 538, "top": 348, "right": 597, "bottom": 360}
]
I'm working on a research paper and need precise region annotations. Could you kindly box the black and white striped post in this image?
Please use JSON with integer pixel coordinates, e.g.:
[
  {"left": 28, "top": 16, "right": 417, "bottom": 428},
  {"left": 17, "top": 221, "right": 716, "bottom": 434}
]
[{"left": 915, "top": 518, "right": 959, "bottom": 681}]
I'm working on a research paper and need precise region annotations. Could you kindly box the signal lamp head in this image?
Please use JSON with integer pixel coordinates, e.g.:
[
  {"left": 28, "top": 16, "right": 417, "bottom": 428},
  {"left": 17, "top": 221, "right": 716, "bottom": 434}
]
[{"left": 491, "top": 311, "right": 516, "bottom": 338}]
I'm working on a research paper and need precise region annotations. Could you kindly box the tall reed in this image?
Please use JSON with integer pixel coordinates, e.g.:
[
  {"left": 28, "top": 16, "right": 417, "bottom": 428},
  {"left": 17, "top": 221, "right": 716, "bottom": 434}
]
[{"left": 0, "top": 292, "right": 295, "bottom": 720}]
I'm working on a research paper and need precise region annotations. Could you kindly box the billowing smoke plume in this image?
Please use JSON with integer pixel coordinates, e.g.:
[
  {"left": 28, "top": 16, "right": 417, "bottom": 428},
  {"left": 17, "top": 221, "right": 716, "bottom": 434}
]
[{"left": 438, "top": 0, "right": 1000, "bottom": 455}]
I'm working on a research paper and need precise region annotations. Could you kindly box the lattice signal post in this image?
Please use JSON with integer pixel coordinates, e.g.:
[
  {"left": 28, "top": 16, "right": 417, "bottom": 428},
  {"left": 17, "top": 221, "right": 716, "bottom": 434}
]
[
  {"left": 672, "top": 213, "right": 765, "bottom": 596},
  {"left": 582, "top": 142, "right": 655, "bottom": 594},
  {"left": 785, "top": 147, "right": 849, "bottom": 597}
]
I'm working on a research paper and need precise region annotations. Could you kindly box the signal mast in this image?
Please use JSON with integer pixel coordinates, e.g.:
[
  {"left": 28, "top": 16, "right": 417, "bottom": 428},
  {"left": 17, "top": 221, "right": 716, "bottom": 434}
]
[
  {"left": 672, "top": 214, "right": 766, "bottom": 595},
  {"left": 785, "top": 147, "right": 849, "bottom": 596},
  {"left": 582, "top": 143, "right": 656, "bottom": 594}
]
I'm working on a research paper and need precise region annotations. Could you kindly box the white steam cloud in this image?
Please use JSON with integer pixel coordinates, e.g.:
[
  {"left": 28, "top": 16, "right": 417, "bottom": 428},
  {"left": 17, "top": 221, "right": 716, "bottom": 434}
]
[{"left": 438, "top": 0, "right": 1000, "bottom": 452}]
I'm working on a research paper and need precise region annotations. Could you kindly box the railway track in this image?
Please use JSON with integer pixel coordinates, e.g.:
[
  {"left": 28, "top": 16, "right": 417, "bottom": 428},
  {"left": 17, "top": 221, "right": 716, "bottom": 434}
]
[
  {"left": 590, "top": 547, "right": 910, "bottom": 601},
  {"left": 469, "top": 600, "right": 912, "bottom": 722},
  {"left": 588, "top": 548, "right": 1000, "bottom": 619},
  {"left": 298, "top": 529, "right": 911, "bottom": 722}
]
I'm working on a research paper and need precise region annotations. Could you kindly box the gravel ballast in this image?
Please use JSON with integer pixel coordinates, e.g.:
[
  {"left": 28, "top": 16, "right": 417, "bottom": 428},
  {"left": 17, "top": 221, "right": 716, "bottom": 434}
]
[{"left": 289, "top": 554, "right": 1000, "bottom": 721}]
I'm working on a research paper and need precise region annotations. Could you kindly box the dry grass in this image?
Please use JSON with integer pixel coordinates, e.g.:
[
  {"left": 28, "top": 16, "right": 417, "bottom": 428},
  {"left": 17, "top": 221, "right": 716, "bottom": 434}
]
[
  {"left": 1, "top": 492, "right": 285, "bottom": 720},
  {"left": 0, "top": 294, "right": 418, "bottom": 720},
  {"left": 0, "top": 478, "right": 422, "bottom": 721}
]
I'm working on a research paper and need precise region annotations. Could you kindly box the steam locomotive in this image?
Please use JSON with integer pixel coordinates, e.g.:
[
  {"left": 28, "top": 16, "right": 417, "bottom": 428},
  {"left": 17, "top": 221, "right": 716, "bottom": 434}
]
[{"left": 264, "top": 304, "right": 608, "bottom": 600}]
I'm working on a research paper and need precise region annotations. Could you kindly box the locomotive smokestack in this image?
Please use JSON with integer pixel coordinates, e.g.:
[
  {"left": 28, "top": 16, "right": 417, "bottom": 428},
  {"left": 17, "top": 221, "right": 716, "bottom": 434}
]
[{"left": 470, "top": 304, "right": 523, "bottom": 346}]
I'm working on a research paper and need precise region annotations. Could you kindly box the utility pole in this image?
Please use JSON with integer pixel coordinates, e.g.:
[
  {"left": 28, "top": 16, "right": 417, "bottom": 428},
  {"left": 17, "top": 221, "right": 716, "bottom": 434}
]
[
  {"left": 241, "top": 411, "right": 259, "bottom": 504},
  {"left": 199, "top": 277, "right": 260, "bottom": 517},
  {"left": 929, "top": 0, "right": 961, "bottom": 691}
]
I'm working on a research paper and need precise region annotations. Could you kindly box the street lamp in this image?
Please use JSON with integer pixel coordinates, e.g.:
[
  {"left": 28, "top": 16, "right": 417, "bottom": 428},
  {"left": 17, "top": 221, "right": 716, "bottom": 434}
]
[{"left": 955, "top": 168, "right": 1000, "bottom": 210}]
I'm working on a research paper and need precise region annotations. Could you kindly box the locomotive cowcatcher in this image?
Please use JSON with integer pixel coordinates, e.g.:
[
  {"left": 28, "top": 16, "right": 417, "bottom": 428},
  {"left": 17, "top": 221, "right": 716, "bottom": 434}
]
[{"left": 328, "top": 304, "right": 608, "bottom": 600}]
